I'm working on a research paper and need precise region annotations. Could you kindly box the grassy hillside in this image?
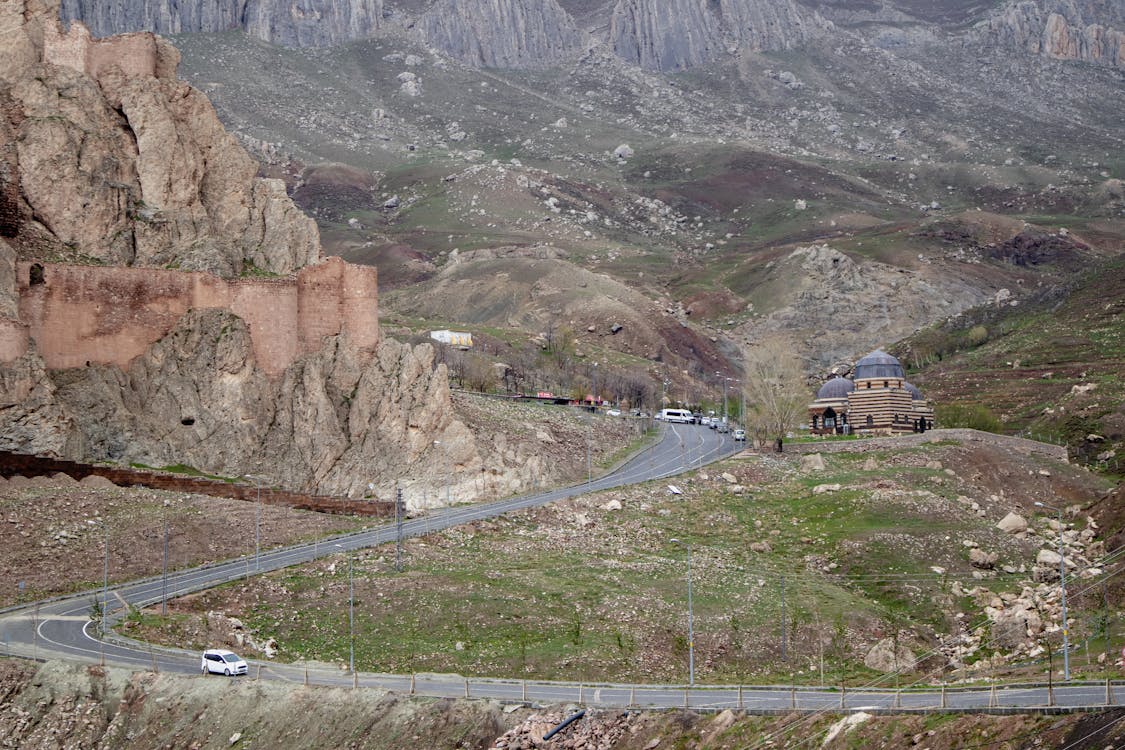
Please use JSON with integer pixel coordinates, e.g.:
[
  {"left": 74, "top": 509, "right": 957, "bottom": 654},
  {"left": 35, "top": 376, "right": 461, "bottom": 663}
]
[
  {"left": 903, "top": 254, "right": 1125, "bottom": 474},
  {"left": 128, "top": 437, "right": 1115, "bottom": 688}
]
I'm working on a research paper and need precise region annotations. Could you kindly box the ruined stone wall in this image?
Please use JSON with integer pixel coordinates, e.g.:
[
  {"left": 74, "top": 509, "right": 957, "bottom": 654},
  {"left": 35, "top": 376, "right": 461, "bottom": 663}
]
[
  {"left": 229, "top": 278, "right": 300, "bottom": 377},
  {"left": 11, "top": 257, "right": 378, "bottom": 377},
  {"left": 341, "top": 261, "right": 380, "bottom": 350},
  {"left": 297, "top": 255, "right": 379, "bottom": 353}
]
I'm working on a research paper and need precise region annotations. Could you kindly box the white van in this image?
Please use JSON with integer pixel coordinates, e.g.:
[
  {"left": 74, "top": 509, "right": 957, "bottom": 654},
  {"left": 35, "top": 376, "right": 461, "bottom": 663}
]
[{"left": 657, "top": 408, "right": 694, "bottom": 423}]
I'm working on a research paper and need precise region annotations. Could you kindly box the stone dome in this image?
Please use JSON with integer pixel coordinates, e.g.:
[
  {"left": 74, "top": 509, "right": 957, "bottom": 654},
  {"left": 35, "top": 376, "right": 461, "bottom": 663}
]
[
  {"left": 854, "top": 349, "right": 905, "bottom": 380},
  {"left": 816, "top": 376, "right": 855, "bottom": 400},
  {"left": 904, "top": 382, "right": 924, "bottom": 401}
]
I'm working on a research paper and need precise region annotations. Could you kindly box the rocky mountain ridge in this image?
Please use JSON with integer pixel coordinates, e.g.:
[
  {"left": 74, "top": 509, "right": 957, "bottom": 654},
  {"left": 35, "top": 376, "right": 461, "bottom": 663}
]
[
  {"left": 60, "top": 0, "right": 387, "bottom": 48},
  {"left": 981, "top": 0, "right": 1125, "bottom": 67},
  {"left": 57, "top": 0, "right": 1124, "bottom": 70}
]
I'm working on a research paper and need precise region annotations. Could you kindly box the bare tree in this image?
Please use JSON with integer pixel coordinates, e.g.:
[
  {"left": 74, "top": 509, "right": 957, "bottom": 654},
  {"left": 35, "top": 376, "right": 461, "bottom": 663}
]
[{"left": 742, "top": 338, "right": 809, "bottom": 445}]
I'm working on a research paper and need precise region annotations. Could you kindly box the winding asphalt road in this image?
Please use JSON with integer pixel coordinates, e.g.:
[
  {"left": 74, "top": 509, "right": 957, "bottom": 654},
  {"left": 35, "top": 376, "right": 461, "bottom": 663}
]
[{"left": 1, "top": 423, "right": 1120, "bottom": 713}]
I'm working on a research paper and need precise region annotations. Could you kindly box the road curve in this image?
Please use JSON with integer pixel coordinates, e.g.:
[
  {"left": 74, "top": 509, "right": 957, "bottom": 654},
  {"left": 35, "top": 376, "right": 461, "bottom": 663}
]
[{"left": 1, "top": 424, "right": 1120, "bottom": 713}]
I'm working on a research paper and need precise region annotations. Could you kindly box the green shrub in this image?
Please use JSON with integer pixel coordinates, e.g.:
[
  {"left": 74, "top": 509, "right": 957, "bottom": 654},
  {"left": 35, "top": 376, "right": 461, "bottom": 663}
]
[{"left": 936, "top": 403, "right": 1003, "bottom": 433}]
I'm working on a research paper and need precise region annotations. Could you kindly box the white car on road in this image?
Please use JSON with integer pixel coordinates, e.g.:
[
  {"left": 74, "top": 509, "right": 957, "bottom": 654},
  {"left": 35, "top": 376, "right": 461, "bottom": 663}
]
[{"left": 201, "top": 648, "right": 248, "bottom": 676}]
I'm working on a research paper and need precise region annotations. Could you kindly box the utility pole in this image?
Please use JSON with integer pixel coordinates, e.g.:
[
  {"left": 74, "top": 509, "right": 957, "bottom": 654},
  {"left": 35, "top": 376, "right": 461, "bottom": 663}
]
[
  {"left": 1036, "top": 502, "right": 1070, "bottom": 680},
  {"left": 347, "top": 549, "right": 355, "bottom": 674},
  {"left": 670, "top": 538, "right": 694, "bottom": 686},
  {"left": 780, "top": 575, "right": 787, "bottom": 660},
  {"left": 721, "top": 373, "right": 728, "bottom": 426},
  {"left": 161, "top": 500, "right": 170, "bottom": 616},
  {"left": 101, "top": 518, "right": 109, "bottom": 636},
  {"left": 395, "top": 486, "right": 405, "bottom": 573},
  {"left": 586, "top": 411, "right": 592, "bottom": 485}
]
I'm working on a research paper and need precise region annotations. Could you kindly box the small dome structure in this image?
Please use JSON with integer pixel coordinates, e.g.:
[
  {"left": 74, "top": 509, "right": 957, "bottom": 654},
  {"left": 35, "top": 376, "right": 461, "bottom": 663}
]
[
  {"left": 904, "top": 382, "right": 924, "bottom": 401},
  {"left": 816, "top": 376, "right": 855, "bottom": 400},
  {"left": 854, "top": 349, "right": 905, "bottom": 380}
]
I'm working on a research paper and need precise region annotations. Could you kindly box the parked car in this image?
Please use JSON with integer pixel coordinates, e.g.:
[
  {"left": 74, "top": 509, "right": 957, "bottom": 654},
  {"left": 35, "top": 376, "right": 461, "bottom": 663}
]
[
  {"left": 732, "top": 429, "right": 747, "bottom": 441},
  {"left": 606, "top": 409, "right": 622, "bottom": 417},
  {"left": 201, "top": 648, "right": 248, "bottom": 676}
]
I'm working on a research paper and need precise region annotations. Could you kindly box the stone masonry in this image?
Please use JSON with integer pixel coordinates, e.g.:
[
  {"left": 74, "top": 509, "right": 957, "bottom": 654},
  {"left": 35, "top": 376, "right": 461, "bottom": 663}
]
[{"left": 8, "top": 257, "right": 379, "bottom": 378}]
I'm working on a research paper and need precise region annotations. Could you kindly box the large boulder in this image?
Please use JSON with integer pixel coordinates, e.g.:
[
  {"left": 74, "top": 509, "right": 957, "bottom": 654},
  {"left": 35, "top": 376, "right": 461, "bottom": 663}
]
[
  {"left": 863, "top": 638, "right": 917, "bottom": 673},
  {"left": 997, "top": 512, "right": 1028, "bottom": 534},
  {"left": 801, "top": 453, "right": 826, "bottom": 472}
]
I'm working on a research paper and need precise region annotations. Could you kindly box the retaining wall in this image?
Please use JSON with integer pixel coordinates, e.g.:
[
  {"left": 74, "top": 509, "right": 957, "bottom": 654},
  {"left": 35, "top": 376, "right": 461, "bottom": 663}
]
[
  {"left": 0, "top": 451, "right": 394, "bottom": 517},
  {"left": 782, "top": 428, "right": 1069, "bottom": 462}
]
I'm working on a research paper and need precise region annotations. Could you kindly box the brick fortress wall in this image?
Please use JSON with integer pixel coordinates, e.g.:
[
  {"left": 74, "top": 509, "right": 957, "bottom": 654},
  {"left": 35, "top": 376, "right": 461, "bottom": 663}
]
[{"left": 8, "top": 257, "right": 379, "bottom": 378}]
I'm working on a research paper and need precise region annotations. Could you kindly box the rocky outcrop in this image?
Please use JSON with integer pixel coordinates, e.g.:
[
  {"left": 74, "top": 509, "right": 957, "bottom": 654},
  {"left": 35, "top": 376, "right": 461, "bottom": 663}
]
[
  {"left": 0, "top": 4, "right": 320, "bottom": 275},
  {"left": 734, "top": 245, "right": 989, "bottom": 370},
  {"left": 415, "top": 0, "right": 584, "bottom": 68},
  {"left": 48, "top": 309, "right": 479, "bottom": 505},
  {"left": 718, "top": 0, "right": 833, "bottom": 52},
  {"left": 609, "top": 0, "right": 830, "bottom": 71},
  {"left": 609, "top": 0, "right": 722, "bottom": 70},
  {"left": 60, "top": 0, "right": 385, "bottom": 48},
  {"left": 981, "top": 0, "right": 1125, "bottom": 67}
]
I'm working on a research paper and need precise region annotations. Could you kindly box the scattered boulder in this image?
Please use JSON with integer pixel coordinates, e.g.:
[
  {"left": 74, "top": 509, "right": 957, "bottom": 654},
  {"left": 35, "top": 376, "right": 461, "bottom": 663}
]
[
  {"left": 613, "top": 144, "right": 634, "bottom": 159},
  {"left": 749, "top": 541, "right": 772, "bottom": 553},
  {"left": 996, "top": 512, "right": 1028, "bottom": 534},
  {"left": 801, "top": 453, "right": 826, "bottom": 472},
  {"left": 969, "top": 548, "right": 998, "bottom": 570},
  {"left": 813, "top": 483, "right": 841, "bottom": 494}
]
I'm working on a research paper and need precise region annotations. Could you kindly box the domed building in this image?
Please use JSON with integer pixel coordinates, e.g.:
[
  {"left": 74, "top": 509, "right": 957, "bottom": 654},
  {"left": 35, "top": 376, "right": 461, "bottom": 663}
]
[{"left": 808, "top": 350, "right": 935, "bottom": 435}]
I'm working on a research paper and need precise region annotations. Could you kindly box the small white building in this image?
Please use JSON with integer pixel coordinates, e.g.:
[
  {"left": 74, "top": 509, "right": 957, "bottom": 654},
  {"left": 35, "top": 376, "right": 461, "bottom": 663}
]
[{"left": 430, "top": 330, "right": 473, "bottom": 349}]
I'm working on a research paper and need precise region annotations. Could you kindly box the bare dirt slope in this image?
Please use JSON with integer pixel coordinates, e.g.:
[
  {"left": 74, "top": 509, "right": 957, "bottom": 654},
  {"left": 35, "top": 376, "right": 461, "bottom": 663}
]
[
  {"left": 1, "top": 659, "right": 1122, "bottom": 750},
  {"left": 0, "top": 474, "right": 362, "bottom": 607}
]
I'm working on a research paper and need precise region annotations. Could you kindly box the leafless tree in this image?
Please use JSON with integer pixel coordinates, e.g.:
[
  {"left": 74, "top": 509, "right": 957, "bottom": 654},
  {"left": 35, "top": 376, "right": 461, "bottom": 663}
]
[{"left": 742, "top": 338, "right": 809, "bottom": 445}]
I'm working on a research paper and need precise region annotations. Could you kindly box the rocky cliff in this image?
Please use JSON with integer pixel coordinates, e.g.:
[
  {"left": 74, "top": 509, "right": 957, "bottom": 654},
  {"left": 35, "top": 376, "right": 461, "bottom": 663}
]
[
  {"left": 981, "top": 0, "right": 1125, "bottom": 67},
  {"left": 59, "top": 0, "right": 385, "bottom": 48},
  {"left": 609, "top": 0, "right": 830, "bottom": 72},
  {"left": 0, "top": 1, "right": 507, "bottom": 506},
  {"left": 0, "top": 0, "right": 320, "bottom": 276},
  {"left": 47, "top": 308, "right": 481, "bottom": 502},
  {"left": 416, "top": 0, "right": 584, "bottom": 68},
  {"left": 609, "top": 0, "right": 722, "bottom": 71}
]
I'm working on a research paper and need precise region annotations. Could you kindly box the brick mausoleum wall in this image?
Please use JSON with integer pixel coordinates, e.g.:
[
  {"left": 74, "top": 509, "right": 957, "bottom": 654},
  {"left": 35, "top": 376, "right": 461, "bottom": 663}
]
[
  {"left": 11, "top": 257, "right": 378, "bottom": 377},
  {"left": 0, "top": 451, "right": 394, "bottom": 517},
  {"left": 783, "top": 428, "right": 1069, "bottom": 462}
]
